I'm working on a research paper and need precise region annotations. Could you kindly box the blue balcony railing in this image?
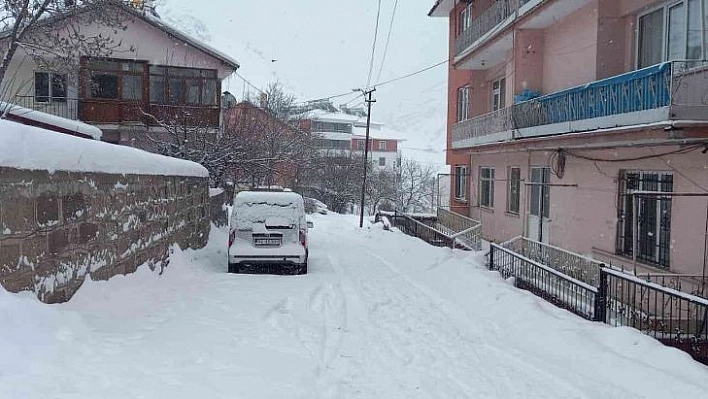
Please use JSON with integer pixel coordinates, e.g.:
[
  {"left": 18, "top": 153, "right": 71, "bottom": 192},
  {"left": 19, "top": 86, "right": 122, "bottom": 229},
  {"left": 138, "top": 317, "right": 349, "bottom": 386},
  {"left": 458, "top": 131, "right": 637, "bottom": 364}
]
[
  {"left": 452, "top": 61, "right": 706, "bottom": 146},
  {"left": 513, "top": 63, "right": 672, "bottom": 129}
]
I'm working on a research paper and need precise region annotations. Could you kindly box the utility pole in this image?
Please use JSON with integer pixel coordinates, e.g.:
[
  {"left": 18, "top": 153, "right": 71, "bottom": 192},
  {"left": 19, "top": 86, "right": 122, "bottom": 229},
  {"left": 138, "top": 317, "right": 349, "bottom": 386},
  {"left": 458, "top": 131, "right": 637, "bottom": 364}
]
[{"left": 358, "top": 88, "right": 376, "bottom": 228}]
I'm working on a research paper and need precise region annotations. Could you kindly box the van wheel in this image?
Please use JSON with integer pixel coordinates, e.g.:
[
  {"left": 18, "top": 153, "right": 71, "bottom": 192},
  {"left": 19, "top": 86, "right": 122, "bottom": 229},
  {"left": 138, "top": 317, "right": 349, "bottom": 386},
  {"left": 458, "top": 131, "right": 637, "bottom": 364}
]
[
  {"left": 228, "top": 263, "right": 235, "bottom": 273},
  {"left": 299, "top": 262, "right": 308, "bottom": 275}
]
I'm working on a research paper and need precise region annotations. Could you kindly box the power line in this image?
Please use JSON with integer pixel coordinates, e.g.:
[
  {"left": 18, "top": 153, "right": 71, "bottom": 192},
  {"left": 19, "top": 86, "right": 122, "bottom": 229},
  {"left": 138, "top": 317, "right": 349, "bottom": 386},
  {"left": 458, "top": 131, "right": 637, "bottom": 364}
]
[
  {"left": 234, "top": 71, "right": 265, "bottom": 96},
  {"left": 298, "top": 59, "right": 449, "bottom": 105},
  {"left": 375, "top": 0, "right": 399, "bottom": 84},
  {"left": 374, "top": 59, "right": 448, "bottom": 88},
  {"left": 366, "top": 0, "right": 383, "bottom": 89}
]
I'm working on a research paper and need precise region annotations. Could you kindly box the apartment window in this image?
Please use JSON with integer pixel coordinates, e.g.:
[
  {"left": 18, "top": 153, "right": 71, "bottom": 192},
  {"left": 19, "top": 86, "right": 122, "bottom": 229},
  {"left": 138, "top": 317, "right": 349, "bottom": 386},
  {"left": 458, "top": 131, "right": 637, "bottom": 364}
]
[
  {"left": 149, "top": 66, "right": 218, "bottom": 106},
  {"left": 529, "top": 167, "right": 550, "bottom": 219},
  {"left": 357, "top": 140, "right": 365, "bottom": 150},
  {"left": 379, "top": 157, "right": 386, "bottom": 167},
  {"left": 617, "top": 171, "right": 673, "bottom": 269},
  {"left": 507, "top": 167, "right": 521, "bottom": 214},
  {"left": 458, "top": 4, "right": 472, "bottom": 36},
  {"left": 457, "top": 86, "right": 470, "bottom": 122},
  {"left": 379, "top": 141, "right": 387, "bottom": 151},
  {"left": 479, "top": 167, "right": 495, "bottom": 208},
  {"left": 637, "top": 0, "right": 708, "bottom": 68},
  {"left": 492, "top": 77, "right": 506, "bottom": 111},
  {"left": 35, "top": 72, "right": 67, "bottom": 103},
  {"left": 85, "top": 59, "right": 144, "bottom": 101},
  {"left": 454, "top": 165, "right": 468, "bottom": 200},
  {"left": 312, "top": 121, "right": 352, "bottom": 133}
]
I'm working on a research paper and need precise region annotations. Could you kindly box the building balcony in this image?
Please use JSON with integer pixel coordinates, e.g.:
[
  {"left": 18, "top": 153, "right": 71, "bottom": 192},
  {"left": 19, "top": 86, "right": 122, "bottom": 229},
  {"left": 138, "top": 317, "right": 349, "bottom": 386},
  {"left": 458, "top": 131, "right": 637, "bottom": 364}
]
[
  {"left": 13, "top": 96, "right": 221, "bottom": 129},
  {"left": 454, "top": 0, "right": 525, "bottom": 57},
  {"left": 452, "top": 61, "right": 708, "bottom": 148},
  {"left": 453, "top": 0, "right": 592, "bottom": 69}
]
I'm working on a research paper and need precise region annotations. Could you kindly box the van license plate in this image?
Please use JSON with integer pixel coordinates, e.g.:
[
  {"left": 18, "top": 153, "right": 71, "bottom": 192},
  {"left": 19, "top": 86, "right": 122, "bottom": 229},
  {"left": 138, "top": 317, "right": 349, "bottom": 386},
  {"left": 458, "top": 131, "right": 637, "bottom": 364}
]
[{"left": 255, "top": 238, "right": 281, "bottom": 246}]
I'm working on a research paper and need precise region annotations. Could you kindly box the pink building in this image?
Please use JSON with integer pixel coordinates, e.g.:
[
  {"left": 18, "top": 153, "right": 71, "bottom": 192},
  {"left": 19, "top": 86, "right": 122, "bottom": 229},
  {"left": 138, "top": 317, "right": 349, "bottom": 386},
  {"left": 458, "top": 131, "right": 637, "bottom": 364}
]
[
  {"left": 1, "top": 2, "right": 239, "bottom": 149},
  {"left": 430, "top": 0, "right": 708, "bottom": 278}
]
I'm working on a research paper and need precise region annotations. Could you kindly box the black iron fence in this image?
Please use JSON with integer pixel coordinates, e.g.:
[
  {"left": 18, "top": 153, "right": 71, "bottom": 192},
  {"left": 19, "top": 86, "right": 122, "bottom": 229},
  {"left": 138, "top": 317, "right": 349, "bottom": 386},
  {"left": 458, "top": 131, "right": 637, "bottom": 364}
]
[
  {"left": 378, "top": 211, "right": 455, "bottom": 248},
  {"left": 502, "top": 237, "right": 602, "bottom": 286},
  {"left": 602, "top": 268, "right": 708, "bottom": 364},
  {"left": 488, "top": 242, "right": 708, "bottom": 365},
  {"left": 490, "top": 243, "right": 601, "bottom": 321}
]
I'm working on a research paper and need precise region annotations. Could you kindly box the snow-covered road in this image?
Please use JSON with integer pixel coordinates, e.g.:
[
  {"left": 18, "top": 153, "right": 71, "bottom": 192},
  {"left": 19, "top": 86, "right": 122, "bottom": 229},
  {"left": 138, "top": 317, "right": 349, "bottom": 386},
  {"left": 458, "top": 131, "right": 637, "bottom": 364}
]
[{"left": 2, "top": 213, "right": 708, "bottom": 398}]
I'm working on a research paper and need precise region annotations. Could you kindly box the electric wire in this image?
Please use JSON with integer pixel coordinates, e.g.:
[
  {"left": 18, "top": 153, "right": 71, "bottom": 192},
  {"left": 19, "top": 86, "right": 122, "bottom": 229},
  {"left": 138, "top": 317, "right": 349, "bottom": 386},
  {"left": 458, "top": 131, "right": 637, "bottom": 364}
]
[
  {"left": 298, "top": 59, "right": 449, "bottom": 105},
  {"left": 366, "top": 0, "right": 383, "bottom": 89},
  {"left": 375, "top": 0, "right": 399, "bottom": 84}
]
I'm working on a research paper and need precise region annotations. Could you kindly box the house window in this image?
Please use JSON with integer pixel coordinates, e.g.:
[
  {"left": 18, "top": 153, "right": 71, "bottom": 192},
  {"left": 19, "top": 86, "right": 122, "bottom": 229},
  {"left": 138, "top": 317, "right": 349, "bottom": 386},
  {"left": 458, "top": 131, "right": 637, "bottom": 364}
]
[
  {"left": 35, "top": 72, "right": 67, "bottom": 103},
  {"left": 637, "top": 0, "right": 708, "bottom": 68},
  {"left": 149, "top": 66, "right": 218, "bottom": 106},
  {"left": 357, "top": 140, "right": 365, "bottom": 150},
  {"left": 379, "top": 141, "right": 387, "bottom": 151},
  {"left": 85, "top": 59, "right": 144, "bottom": 101},
  {"left": 457, "top": 86, "right": 470, "bottom": 122},
  {"left": 492, "top": 77, "right": 506, "bottom": 111},
  {"left": 454, "top": 165, "right": 468, "bottom": 200},
  {"left": 379, "top": 157, "right": 386, "bottom": 166},
  {"left": 458, "top": 4, "right": 472, "bottom": 36},
  {"left": 507, "top": 167, "right": 521, "bottom": 214},
  {"left": 617, "top": 171, "right": 673, "bottom": 269},
  {"left": 312, "top": 121, "right": 352, "bottom": 133},
  {"left": 479, "top": 167, "right": 495, "bottom": 208}
]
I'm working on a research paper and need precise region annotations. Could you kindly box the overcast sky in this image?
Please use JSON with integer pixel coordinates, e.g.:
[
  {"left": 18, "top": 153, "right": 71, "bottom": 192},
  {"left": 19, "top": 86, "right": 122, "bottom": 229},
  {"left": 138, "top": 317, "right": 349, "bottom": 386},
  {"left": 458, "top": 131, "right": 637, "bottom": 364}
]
[{"left": 159, "top": 0, "right": 450, "bottom": 170}]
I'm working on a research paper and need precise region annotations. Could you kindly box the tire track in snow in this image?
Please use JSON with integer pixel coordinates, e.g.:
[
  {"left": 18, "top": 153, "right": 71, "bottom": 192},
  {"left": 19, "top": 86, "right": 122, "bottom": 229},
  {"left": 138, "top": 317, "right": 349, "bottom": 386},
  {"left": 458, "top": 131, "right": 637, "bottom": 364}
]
[{"left": 318, "top": 223, "right": 596, "bottom": 398}]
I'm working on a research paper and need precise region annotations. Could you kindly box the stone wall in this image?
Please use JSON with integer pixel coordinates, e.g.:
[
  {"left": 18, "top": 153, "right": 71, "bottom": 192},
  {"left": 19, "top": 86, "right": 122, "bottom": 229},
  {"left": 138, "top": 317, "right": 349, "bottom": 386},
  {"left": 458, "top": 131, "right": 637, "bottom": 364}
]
[{"left": 0, "top": 168, "right": 210, "bottom": 303}]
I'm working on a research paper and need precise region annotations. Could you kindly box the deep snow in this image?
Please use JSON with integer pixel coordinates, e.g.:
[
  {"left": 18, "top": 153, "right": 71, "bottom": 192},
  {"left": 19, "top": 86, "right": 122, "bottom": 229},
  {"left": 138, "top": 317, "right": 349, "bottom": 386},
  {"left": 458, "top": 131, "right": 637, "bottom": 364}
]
[
  {"left": 1, "top": 214, "right": 707, "bottom": 398},
  {"left": 0, "top": 119, "right": 207, "bottom": 177}
]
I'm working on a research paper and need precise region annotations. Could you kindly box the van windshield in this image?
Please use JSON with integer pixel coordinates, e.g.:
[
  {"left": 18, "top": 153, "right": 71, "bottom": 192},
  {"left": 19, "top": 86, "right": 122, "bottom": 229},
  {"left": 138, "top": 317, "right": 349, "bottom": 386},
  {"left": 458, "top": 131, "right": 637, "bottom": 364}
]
[{"left": 233, "top": 201, "right": 298, "bottom": 230}]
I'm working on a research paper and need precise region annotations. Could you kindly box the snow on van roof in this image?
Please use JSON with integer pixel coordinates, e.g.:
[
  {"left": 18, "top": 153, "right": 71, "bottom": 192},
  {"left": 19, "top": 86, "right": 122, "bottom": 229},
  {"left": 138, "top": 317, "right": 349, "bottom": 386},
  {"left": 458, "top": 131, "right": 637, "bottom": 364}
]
[{"left": 235, "top": 190, "right": 304, "bottom": 204}]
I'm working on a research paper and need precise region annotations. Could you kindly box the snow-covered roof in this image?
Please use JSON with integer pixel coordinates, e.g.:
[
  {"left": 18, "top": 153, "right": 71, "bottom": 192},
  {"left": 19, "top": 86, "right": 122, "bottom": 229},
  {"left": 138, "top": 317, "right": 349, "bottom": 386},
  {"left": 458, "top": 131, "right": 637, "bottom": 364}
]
[
  {"left": 1, "top": 102, "right": 102, "bottom": 140},
  {"left": 0, "top": 119, "right": 208, "bottom": 177},
  {"left": 428, "top": 0, "right": 454, "bottom": 17},
  {"left": 308, "top": 110, "right": 359, "bottom": 123},
  {"left": 353, "top": 125, "right": 405, "bottom": 141},
  {"left": 139, "top": 10, "right": 240, "bottom": 71},
  {"left": 0, "top": 3, "right": 240, "bottom": 72}
]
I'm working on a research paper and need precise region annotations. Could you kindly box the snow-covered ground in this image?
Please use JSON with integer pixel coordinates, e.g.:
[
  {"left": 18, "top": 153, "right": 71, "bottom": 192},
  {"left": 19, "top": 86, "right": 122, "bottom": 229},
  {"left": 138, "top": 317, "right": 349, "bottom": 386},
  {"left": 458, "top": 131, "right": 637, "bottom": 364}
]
[{"left": 1, "top": 213, "right": 707, "bottom": 398}]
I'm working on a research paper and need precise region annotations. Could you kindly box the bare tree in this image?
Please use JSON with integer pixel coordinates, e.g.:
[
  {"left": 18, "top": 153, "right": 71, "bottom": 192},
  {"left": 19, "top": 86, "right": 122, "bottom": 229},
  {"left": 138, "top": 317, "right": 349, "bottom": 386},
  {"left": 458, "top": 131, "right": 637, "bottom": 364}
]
[
  {"left": 308, "top": 150, "right": 363, "bottom": 214},
  {"left": 396, "top": 158, "right": 437, "bottom": 213},
  {"left": 225, "top": 83, "right": 314, "bottom": 188},
  {"left": 0, "top": 0, "right": 135, "bottom": 95},
  {"left": 366, "top": 164, "right": 396, "bottom": 215},
  {"left": 139, "top": 108, "right": 240, "bottom": 188}
]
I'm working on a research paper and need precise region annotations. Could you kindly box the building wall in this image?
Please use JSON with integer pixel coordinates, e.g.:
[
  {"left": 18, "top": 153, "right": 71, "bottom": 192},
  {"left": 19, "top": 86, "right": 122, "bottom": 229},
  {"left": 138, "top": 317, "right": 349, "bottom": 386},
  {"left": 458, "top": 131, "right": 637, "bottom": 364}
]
[
  {"left": 542, "top": 1, "right": 599, "bottom": 94},
  {"left": 0, "top": 169, "right": 210, "bottom": 303},
  {"left": 468, "top": 127, "right": 708, "bottom": 276},
  {"left": 1, "top": 11, "right": 233, "bottom": 103}
]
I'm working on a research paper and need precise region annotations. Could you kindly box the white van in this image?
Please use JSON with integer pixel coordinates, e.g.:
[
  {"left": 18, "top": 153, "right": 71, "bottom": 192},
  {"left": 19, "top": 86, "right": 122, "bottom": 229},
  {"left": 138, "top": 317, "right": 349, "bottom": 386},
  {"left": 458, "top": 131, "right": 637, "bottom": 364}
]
[{"left": 228, "top": 190, "right": 311, "bottom": 275}]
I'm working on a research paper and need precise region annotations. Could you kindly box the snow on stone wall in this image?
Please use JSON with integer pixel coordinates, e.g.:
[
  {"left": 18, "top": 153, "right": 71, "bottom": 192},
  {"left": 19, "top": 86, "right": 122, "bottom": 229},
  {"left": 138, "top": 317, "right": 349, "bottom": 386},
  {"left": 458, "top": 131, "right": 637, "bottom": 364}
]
[
  {"left": 0, "top": 169, "right": 210, "bottom": 303},
  {"left": 0, "top": 121, "right": 211, "bottom": 303},
  {"left": 0, "top": 119, "right": 208, "bottom": 177}
]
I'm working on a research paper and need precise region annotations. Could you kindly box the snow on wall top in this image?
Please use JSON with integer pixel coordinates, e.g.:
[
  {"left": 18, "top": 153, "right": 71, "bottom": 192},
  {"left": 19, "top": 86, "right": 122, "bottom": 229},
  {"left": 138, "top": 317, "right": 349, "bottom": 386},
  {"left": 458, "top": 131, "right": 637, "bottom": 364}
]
[
  {"left": 0, "top": 119, "right": 208, "bottom": 177},
  {"left": 1, "top": 102, "right": 103, "bottom": 140}
]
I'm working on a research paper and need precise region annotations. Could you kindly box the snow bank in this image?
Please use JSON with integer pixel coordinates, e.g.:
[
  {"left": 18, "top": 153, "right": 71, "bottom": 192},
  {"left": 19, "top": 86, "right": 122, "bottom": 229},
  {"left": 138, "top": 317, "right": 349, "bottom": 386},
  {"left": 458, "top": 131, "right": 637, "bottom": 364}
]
[{"left": 0, "top": 119, "right": 208, "bottom": 177}]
